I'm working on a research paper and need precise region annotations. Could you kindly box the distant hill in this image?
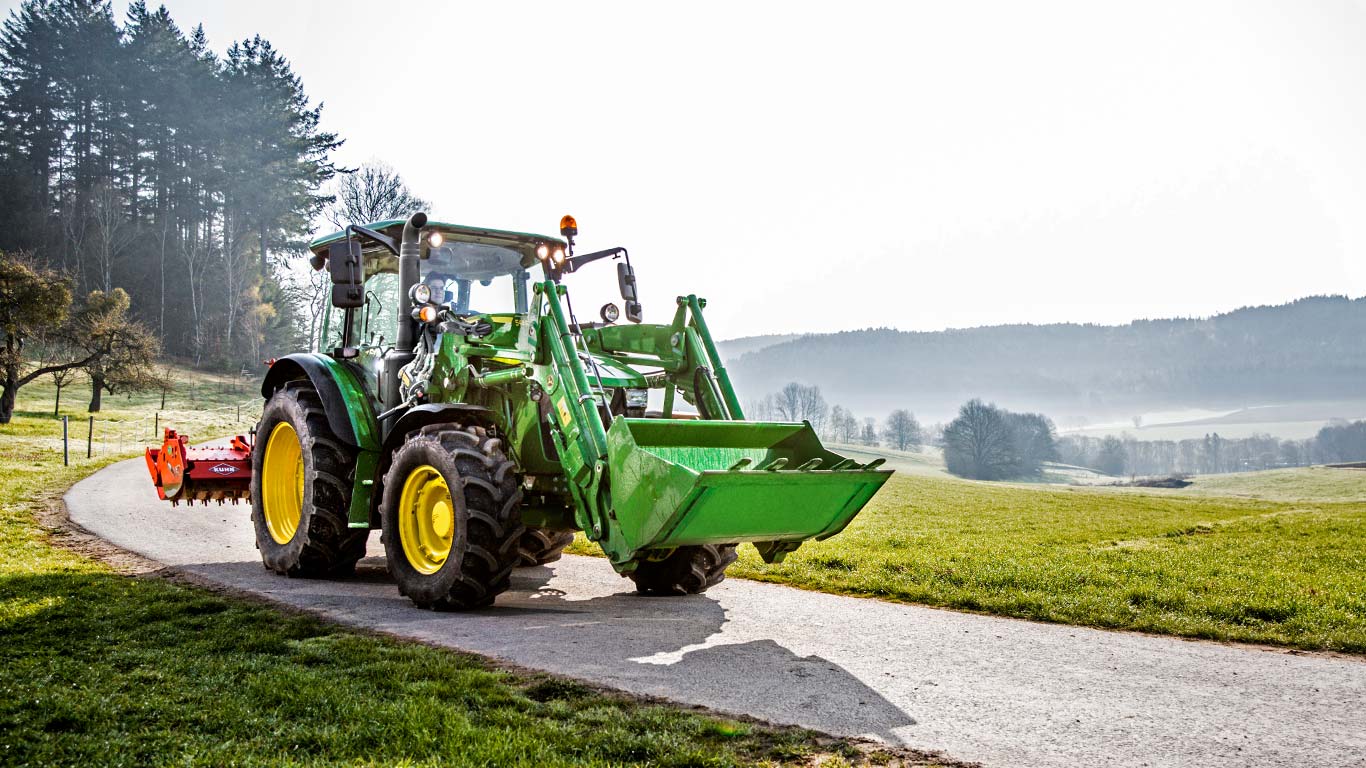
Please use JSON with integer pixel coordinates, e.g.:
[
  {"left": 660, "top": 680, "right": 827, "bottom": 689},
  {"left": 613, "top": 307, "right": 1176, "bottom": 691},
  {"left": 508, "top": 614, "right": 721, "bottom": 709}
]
[
  {"left": 724, "top": 296, "right": 1366, "bottom": 425},
  {"left": 716, "top": 334, "right": 802, "bottom": 360}
]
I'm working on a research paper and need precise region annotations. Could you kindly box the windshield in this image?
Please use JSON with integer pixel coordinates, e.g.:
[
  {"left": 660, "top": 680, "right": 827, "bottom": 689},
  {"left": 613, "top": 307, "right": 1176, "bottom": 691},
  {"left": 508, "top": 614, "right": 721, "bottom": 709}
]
[{"left": 422, "top": 242, "right": 529, "bottom": 314}]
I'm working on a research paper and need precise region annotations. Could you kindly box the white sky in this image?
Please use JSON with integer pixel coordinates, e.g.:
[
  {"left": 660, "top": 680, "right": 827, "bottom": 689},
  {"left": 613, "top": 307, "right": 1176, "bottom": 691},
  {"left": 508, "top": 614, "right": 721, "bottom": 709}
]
[{"left": 10, "top": 0, "right": 1366, "bottom": 336}]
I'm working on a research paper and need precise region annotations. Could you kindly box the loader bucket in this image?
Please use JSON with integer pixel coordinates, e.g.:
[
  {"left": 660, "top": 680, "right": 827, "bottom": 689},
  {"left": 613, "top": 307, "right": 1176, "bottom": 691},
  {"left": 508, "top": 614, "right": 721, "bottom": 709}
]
[{"left": 604, "top": 418, "right": 892, "bottom": 564}]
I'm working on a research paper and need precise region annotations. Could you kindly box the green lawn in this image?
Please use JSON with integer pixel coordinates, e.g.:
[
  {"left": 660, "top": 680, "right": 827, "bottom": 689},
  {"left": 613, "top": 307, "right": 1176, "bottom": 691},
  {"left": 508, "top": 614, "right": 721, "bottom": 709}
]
[
  {"left": 1174, "top": 466, "right": 1366, "bottom": 503},
  {"left": 737, "top": 474, "right": 1366, "bottom": 651},
  {"left": 1, "top": 371, "right": 918, "bottom": 767},
  {"left": 573, "top": 469, "right": 1366, "bottom": 652}
]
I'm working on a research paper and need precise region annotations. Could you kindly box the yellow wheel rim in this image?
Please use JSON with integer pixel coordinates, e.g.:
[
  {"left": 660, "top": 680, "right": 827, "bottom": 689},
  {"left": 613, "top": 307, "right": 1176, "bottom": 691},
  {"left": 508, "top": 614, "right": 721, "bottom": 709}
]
[
  {"left": 262, "top": 422, "right": 304, "bottom": 545},
  {"left": 399, "top": 464, "right": 456, "bottom": 575}
]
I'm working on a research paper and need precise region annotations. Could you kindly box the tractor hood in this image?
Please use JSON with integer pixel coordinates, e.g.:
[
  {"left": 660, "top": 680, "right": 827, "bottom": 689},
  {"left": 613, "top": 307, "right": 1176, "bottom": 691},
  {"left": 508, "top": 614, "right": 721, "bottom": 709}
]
[{"left": 581, "top": 353, "right": 650, "bottom": 389}]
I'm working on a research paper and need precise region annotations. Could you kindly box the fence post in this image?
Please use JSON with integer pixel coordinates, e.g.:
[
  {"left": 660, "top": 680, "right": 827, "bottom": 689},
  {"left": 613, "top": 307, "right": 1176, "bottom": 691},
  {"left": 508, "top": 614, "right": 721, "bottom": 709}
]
[
  {"left": 236, "top": 404, "right": 241, "bottom": 422},
  {"left": 87, "top": 416, "right": 93, "bottom": 459},
  {"left": 154, "top": 412, "right": 159, "bottom": 439},
  {"left": 62, "top": 416, "right": 69, "bottom": 466}
]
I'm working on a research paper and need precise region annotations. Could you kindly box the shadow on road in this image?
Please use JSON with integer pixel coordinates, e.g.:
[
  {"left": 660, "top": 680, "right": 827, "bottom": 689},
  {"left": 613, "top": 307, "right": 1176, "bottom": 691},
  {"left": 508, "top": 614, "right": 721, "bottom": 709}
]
[{"left": 182, "top": 557, "right": 917, "bottom": 741}]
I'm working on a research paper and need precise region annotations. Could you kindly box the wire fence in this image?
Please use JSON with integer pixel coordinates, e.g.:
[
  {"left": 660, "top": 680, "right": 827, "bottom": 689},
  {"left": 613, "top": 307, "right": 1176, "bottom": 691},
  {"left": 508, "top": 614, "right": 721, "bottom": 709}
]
[{"left": 36, "top": 398, "right": 264, "bottom": 466}]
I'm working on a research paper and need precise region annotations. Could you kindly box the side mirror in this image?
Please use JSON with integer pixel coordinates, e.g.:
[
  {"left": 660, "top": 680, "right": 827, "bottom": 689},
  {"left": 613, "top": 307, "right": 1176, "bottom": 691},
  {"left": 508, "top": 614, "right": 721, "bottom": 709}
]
[
  {"left": 329, "top": 240, "right": 365, "bottom": 308},
  {"left": 616, "top": 262, "right": 637, "bottom": 301},
  {"left": 617, "top": 262, "right": 642, "bottom": 322}
]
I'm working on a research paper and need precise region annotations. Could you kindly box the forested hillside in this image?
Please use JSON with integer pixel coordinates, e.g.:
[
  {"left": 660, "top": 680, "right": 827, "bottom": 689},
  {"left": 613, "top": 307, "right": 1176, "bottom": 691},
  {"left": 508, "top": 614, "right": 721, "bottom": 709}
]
[
  {"left": 726, "top": 296, "right": 1366, "bottom": 423},
  {"left": 0, "top": 0, "right": 338, "bottom": 366}
]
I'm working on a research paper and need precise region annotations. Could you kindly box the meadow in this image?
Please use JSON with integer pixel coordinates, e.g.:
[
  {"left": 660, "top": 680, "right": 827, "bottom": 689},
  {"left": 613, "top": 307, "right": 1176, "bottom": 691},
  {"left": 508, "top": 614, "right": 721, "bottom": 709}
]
[{"left": 718, "top": 471, "right": 1366, "bottom": 652}]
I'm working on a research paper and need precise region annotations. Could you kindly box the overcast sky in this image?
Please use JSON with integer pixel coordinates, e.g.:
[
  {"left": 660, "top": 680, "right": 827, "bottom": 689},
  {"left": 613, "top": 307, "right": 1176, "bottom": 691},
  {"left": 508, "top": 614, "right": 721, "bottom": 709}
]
[{"left": 9, "top": 0, "right": 1365, "bottom": 336}]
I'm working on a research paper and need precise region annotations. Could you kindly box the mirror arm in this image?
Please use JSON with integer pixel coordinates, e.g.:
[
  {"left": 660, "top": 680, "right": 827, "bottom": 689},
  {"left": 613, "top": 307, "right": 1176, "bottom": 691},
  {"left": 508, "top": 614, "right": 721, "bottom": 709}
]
[
  {"left": 346, "top": 224, "right": 399, "bottom": 256},
  {"left": 563, "top": 247, "right": 627, "bottom": 274}
]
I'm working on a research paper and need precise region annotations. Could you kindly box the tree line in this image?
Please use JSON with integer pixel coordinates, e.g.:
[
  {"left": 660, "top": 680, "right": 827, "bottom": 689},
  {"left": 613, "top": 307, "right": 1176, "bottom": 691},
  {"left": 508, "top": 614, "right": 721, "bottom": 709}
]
[
  {"left": 1058, "top": 421, "right": 1366, "bottom": 477},
  {"left": 0, "top": 0, "right": 340, "bottom": 370},
  {"left": 749, "top": 381, "right": 924, "bottom": 451}
]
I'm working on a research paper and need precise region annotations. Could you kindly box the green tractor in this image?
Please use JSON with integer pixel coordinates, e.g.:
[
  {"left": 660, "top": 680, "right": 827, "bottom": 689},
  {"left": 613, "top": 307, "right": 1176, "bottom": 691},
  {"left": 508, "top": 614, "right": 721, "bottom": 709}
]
[{"left": 251, "top": 212, "right": 890, "bottom": 608}]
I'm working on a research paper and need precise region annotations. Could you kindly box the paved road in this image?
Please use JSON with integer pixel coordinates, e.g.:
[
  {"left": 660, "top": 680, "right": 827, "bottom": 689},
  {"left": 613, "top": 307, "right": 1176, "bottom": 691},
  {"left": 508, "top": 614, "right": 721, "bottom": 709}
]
[{"left": 68, "top": 458, "right": 1366, "bottom": 768}]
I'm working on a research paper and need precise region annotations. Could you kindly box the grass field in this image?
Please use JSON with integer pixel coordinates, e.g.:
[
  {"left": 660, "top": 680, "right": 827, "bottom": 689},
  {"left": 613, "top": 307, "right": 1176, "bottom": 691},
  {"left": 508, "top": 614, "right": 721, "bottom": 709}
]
[
  {"left": 572, "top": 468, "right": 1366, "bottom": 652},
  {"left": 0, "top": 369, "right": 911, "bottom": 767},
  {"left": 727, "top": 473, "right": 1366, "bottom": 652}
]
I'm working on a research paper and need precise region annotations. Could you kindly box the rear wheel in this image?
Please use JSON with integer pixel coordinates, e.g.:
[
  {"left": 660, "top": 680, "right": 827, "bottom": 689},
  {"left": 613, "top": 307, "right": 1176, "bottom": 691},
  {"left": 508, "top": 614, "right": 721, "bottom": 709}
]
[
  {"left": 251, "top": 383, "right": 368, "bottom": 577},
  {"left": 515, "top": 527, "right": 576, "bottom": 567},
  {"left": 629, "top": 544, "right": 738, "bottom": 596},
  {"left": 381, "top": 424, "right": 524, "bottom": 610}
]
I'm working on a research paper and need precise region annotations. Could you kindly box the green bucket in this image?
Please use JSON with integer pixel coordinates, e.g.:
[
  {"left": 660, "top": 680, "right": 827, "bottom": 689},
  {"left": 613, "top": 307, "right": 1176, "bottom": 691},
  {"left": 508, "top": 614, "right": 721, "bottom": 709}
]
[{"left": 603, "top": 418, "right": 892, "bottom": 564}]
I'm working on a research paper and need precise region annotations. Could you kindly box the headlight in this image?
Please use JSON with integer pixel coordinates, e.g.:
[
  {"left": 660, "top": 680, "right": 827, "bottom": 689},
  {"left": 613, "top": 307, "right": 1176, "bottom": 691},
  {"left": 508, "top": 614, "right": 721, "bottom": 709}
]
[
  {"left": 536, "top": 244, "right": 549, "bottom": 260},
  {"left": 625, "top": 389, "right": 649, "bottom": 409},
  {"left": 428, "top": 231, "right": 444, "bottom": 248},
  {"left": 600, "top": 302, "right": 620, "bottom": 323},
  {"left": 412, "top": 283, "right": 432, "bottom": 304}
]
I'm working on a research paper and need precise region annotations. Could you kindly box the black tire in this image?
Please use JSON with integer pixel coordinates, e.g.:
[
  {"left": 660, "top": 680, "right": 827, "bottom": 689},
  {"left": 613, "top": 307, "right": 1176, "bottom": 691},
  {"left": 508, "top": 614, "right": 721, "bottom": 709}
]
[
  {"left": 381, "top": 424, "right": 524, "bottom": 610},
  {"left": 629, "top": 544, "right": 738, "bottom": 596},
  {"left": 515, "top": 527, "right": 576, "bottom": 567},
  {"left": 251, "top": 383, "right": 368, "bottom": 578}
]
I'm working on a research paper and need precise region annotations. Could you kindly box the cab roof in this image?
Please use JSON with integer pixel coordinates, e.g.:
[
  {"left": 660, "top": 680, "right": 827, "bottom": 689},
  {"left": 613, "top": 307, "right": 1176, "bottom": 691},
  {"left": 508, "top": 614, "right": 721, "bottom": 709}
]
[{"left": 308, "top": 219, "right": 565, "bottom": 258}]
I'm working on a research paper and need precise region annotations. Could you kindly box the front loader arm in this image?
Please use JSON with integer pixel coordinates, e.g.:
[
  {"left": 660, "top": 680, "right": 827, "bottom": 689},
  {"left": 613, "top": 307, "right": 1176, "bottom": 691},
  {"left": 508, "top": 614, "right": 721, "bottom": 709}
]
[{"left": 533, "top": 281, "right": 614, "bottom": 538}]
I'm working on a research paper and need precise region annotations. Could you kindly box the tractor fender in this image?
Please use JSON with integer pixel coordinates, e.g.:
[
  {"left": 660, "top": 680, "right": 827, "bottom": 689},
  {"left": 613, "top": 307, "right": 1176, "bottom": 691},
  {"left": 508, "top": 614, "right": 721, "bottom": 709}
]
[
  {"left": 381, "top": 403, "right": 500, "bottom": 454},
  {"left": 260, "top": 354, "right": 380, "bottom": 451}
]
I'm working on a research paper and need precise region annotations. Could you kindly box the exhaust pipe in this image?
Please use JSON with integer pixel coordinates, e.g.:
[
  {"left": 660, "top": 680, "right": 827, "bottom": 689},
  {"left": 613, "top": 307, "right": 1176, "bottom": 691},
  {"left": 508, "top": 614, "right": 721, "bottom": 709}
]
[
  {"left": 380, "top": 212, "right": 428, "bottom": 438},
  {"left": 396, "top": 211, "right": 428, "bottom": 354}
]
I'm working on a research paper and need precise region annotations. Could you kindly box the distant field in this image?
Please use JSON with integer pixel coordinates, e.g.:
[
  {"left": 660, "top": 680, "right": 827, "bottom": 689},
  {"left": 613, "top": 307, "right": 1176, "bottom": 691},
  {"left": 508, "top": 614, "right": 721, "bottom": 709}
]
[
  {"left": 1062, "top": 400, "right": 1366, "bottom": 441},
  {"left": 827, "top": 442, "right": 948, "bottom": 477},
  {"left": 1171, "top": 466, "right": 1366, "bottom": 503},
  {"left": 720, "top": 471, "right": 1366, "bottom": 652},
  {"left": 4, "top": 366, "right": 260, "bottom": 467}
]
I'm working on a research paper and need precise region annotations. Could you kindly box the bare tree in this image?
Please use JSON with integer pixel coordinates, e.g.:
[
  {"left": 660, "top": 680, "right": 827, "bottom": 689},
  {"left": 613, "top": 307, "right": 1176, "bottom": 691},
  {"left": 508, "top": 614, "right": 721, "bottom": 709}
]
[
  {"left": 882, "top": 409, "right": 922, "bottom": 451},
  {"left": 87, "top": 182, "right": 137, "bottom": 293},
  {"left": 860, "top": 417, "right": 879, "bottom": 446},
  {"left": 775, "top": 382, "right": 804, "bottom": 421},
  {"left": 326, "top": 161, "right": 432, "bottom": 229},
  {"left": 798, "top": 384, "right": 828, "bottom": 432},
  {"left": 828, "top": 405, "right": 861, "bottom": 442},
  {"left": 942, "top": 399, "right": 1017, "bottom": 480}
]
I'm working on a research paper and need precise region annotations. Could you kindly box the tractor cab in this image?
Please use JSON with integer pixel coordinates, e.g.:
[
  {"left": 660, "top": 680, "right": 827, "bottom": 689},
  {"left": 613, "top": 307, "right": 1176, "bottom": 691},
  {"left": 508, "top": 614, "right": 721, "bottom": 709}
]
[{"left": 308, "top": 220, "right": 561, "bottom": 356}]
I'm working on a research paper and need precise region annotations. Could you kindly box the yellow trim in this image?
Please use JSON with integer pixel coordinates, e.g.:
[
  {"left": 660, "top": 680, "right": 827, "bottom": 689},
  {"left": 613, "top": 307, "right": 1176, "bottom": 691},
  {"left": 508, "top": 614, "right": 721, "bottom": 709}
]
[
  {"left": 398, "top": 464, "right": 456, "bottom": 575},
  {"left": 262, "top": 422, "right": 304, "bottom": 545}
]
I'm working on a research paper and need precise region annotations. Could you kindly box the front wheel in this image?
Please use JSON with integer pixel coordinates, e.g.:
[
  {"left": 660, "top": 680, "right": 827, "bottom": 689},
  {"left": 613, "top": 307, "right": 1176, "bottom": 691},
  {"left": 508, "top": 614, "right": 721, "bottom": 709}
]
[
  {"left": 629, "top": 544, "right": 738, "bottom": 596},
  {"left": 515, "top": 527, "right": 575, "bottom": 567},
  {"left": 381, "top": 424, "right": 524, "bottom": 610}
]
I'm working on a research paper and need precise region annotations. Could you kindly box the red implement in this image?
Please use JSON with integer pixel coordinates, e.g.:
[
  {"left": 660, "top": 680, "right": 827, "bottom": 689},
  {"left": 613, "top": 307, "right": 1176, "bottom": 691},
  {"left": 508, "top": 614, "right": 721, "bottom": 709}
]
[{"left": 145, "top": 428, "right": 253, "bottom": 506}]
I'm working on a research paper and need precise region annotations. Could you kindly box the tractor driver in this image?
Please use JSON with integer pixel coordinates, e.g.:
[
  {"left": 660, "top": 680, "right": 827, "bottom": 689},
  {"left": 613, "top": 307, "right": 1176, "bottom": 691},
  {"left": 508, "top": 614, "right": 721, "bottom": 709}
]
[{"left": 423, "top": 273, "right": 449, "bottom": 305}]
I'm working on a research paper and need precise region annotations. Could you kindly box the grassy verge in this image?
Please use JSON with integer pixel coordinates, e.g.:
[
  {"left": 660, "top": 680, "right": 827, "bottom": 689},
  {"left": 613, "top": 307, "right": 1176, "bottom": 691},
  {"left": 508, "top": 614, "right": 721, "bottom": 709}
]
[
  {"left": 0, "top": 371, "right": 931, "bottom": 767},
  {"left": 572, "top": 471, "right": 1366, "bottom": 652}
]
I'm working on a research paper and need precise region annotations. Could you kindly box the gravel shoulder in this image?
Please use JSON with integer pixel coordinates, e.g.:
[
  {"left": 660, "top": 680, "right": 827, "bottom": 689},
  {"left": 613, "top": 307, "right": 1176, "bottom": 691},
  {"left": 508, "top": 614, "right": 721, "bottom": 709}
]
[{"left": 67, "top": 458, "right": 1366, "bottom": 768}]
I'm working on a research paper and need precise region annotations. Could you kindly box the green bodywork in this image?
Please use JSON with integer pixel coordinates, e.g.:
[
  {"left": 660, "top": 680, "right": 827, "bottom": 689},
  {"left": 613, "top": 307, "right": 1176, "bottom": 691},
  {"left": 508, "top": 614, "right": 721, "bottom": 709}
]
[{"left": 285, "top": 219, "right": 891, "bottom": 572}]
